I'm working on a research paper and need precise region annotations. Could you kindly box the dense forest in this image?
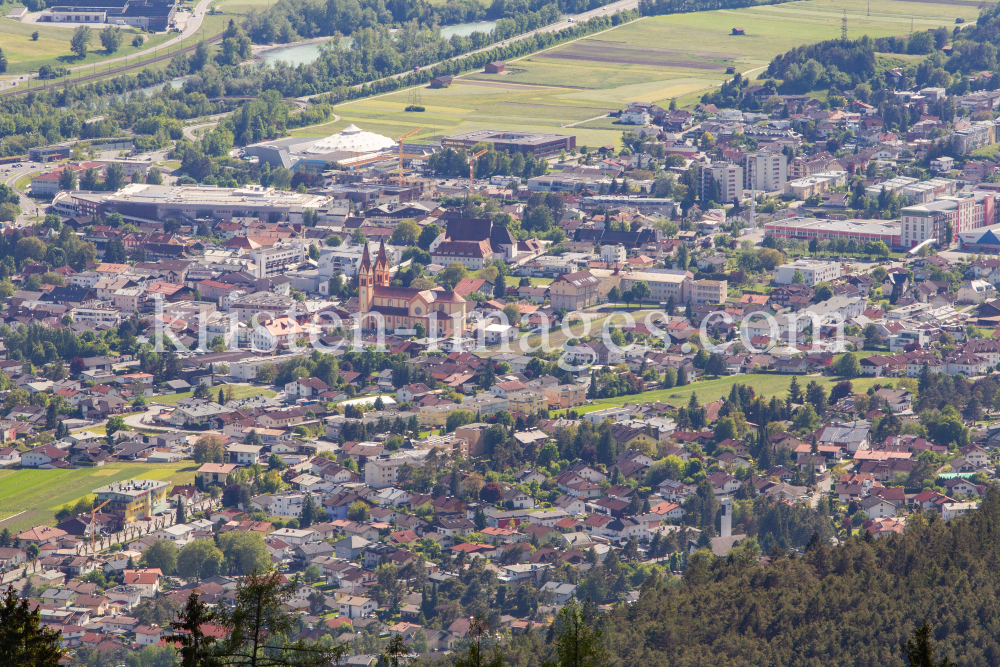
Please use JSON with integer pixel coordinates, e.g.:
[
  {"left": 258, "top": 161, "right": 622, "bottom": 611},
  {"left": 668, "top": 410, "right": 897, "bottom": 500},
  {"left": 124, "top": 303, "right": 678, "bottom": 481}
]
[{"left": 423, "top": 489, "right": 1000, "bottom": 667}]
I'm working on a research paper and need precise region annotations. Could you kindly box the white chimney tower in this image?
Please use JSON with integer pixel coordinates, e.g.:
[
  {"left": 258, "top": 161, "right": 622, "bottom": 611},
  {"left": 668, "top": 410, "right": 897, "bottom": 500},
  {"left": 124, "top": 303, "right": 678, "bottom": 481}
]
[{"left": 720, "top": 497, "right": 732, "bottom": 538}]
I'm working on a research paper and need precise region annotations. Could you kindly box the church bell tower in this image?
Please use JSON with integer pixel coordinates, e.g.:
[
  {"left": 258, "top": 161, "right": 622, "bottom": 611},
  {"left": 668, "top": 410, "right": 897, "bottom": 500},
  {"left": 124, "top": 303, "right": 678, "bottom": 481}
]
[
  {"left": 358, "top": 243, "right": 374, "bottom": 314},
  {"left": 374, "top": 241, "right": 391, "bottom": 287}
]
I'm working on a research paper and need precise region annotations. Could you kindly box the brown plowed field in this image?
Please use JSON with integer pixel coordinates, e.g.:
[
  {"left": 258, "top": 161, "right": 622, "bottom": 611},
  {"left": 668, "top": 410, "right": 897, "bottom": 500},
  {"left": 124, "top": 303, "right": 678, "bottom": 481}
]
[{"left": 539, "top": 39, "right": 737, "bottom": 69}]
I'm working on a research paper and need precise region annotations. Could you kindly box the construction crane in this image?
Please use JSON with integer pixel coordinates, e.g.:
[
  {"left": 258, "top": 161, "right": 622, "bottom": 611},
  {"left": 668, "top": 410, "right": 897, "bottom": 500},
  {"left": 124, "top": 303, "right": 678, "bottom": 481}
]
[
  {"left": 396, "top": 127, "right": 423, "bottom": 185},
  {"left": 467, "top": 149, "right": 487, "bottom": 191},
  {"left": 89, "top": 499, "right": 112, "bottom": 557}
]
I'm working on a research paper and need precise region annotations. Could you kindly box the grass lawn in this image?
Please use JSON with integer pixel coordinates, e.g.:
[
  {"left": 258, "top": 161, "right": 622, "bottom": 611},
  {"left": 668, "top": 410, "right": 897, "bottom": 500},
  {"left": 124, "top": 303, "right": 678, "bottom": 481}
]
[
  {"left": 0, "top": 462, "right": 197, "bottom": 533},
  {"left": 292, "top": 0, "right": 975, "bottom": 148},
  {"left": 973, "top": 142, "right": 1000, "bottom": 160},
  {"left": 0, "top": 21, "right": 175, "bottom": 76},
  {"left": 553, "top": 373, "right": 888, "bottom": 413},
  {"left": 153, "top": 384, "right": 276, "bottom": 405},
  {"left": 530, "top": 277, "right": 553, "bottom": 286},
  {"left": 11, "top": 13, "right": 231, "bottom": 87}
]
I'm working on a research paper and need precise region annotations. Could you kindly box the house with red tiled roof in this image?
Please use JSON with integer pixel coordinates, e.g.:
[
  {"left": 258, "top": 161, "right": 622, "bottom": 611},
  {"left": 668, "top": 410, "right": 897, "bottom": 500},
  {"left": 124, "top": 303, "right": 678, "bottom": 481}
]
[
  {"left": 21, "top": 445, "right": 69, "bottom": 468},
  {"left": 16, "top": 525, "right": 67, "bottom": 545},
  {"left": 453, "top": 278, "right": 493, "bottom": 297},
  {"left": 123, "top": 569, "right": 162, "bottom": 597}
]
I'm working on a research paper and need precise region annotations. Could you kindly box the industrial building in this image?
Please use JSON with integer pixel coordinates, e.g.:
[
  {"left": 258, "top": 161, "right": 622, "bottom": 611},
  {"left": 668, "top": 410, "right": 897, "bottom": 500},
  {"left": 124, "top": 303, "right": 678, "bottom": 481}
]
[
  {"left": 764, "top": 217, "right": 901, "bottom": 248},
  {"left": 245, "top": 124, "right": 434, "bottom": 173},
  {"left": 442, "top": 130, "right": 576, "bottom": 158},
  {"left": 58, "top": 183, "right": 331, "bottom": 223},
  {"left": 959, "top": 223, "right": 1000, "bottom": 252},
  {"left": 39, "top": 0, "right": 177, "bottom": 30}
]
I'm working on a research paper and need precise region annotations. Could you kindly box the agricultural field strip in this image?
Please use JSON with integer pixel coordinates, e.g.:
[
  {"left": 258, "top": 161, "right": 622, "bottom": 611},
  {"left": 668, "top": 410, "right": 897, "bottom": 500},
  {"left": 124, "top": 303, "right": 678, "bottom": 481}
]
[
  {"left": 0, "top": 464, "right": 196, "bottom": 522},
  {"left": 293, "top": 0, "right": 977, "bottom": 147}
]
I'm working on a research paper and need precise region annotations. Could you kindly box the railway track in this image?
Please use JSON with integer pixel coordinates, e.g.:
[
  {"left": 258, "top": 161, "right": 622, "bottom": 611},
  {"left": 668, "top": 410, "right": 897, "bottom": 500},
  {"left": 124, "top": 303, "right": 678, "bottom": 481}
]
[{"left": 0, "top": 31, "right": 224, "bottom": 98}]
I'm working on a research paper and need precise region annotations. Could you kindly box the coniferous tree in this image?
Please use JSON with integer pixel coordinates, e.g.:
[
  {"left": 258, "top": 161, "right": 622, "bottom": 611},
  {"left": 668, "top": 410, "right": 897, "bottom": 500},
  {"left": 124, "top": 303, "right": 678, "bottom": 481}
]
[
  {"left": 788, "top": 375, "right": 802, "bottom": 404},
  {"left": 552, "top": 599, "right": 608, "bottom": 667},
  {"left": 0, "top": 585, "right": 64, "bottom": 666}
]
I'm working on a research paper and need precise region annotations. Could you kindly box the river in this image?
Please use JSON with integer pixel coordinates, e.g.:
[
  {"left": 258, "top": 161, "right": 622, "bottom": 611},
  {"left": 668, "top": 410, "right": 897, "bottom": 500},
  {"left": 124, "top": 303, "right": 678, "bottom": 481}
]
[{"left": 258, "top": 20, "right": 499, "bottom": 67}]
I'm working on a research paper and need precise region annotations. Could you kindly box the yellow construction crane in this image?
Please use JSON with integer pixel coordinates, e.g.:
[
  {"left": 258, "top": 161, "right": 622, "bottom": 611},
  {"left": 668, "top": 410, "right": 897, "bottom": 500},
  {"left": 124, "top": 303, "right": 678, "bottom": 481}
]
[
  {"left": 396, "top": 127, "right": 422, "bottom": 185},
  {"left": 89, "top": 499, "right": 112, "bottom": 557},
  {"left": 467, "top": 149, "right": 487, "bottom": 191}
]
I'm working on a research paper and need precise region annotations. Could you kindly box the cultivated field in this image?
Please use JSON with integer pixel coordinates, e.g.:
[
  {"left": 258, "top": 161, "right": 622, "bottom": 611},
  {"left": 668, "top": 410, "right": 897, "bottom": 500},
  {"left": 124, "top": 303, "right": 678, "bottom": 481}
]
[
  {"left": 296, "top": 0, "right": 980, "bottom": 149},
  {"left": 0, "top": 462, "right": 197, "bottom": 534}
]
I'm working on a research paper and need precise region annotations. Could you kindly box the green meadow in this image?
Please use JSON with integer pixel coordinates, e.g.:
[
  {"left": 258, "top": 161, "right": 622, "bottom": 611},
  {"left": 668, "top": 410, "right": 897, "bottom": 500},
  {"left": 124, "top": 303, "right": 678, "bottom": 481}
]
[{"left": 292, "top": 0, "right": 978, "bottom": 149}]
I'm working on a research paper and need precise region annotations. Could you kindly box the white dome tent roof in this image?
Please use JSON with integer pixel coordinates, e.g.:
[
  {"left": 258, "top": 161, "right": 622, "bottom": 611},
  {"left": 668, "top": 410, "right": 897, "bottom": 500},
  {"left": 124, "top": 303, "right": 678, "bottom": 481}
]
[{"left": 305, "top": 124, "right": 396, "bottom": 155}]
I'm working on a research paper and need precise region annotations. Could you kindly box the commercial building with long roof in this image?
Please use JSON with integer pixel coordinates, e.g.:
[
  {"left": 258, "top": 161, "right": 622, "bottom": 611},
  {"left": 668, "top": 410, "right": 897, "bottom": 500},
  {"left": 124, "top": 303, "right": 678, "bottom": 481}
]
[
  {"left": 76, "top": 183, "right": 331, "bottom": 223},
  {"left": 764, "top": 217, "right": 901, "bottom": 248}
]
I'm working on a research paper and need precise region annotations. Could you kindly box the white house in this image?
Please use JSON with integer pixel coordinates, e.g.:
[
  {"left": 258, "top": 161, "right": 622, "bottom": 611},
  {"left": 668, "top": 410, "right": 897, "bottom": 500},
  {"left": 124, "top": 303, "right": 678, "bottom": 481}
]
[
  {"left": 285, "top": 377, "right": 330, "bottom": 398},
  {"left": 270, "top": 494, "right": 306, "bottom": 518},
  {"left": 860, "top": 496, "right": 898, "bottom": 519},
  {"left": 541, "top": 581, "right": 577, "bottom": 604},
  {"left": 135, "top": 626, "right": 163, "bottom": 646},
  {"left": 21, "top": 445, "right": 68, "bottom": 468},
  {"left": 0, "top": 447, "right": 21, "bottom": 467},
  {"left": 620, "top": 110, "right": 651, "bottom": 125},
  {"left": 151, "top": 523, "right": 195, "bottom": 544},
  {"left": 227, "top": 444, "right": 263, "bottom": 466},
  {"left": 122, "top": 569, "right": 162, "bottom": 598},
  {"left": 338, "top": 595, "right": 376, "bottom": 619},
  {"left": 958, "top": 280, "right": 996, "bottom": 304},
  {"left": 942, "top": 501, "right": 979, "bottom": 520},
  {"left": 269, "top": 528, "right": 318, "bottom": 545}
]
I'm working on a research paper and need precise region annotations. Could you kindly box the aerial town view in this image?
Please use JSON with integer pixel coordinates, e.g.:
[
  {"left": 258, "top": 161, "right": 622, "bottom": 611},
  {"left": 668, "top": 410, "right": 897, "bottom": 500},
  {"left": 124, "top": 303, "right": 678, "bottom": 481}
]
[{"left": 4, "top": 0, "right": 1000, "bottom": 664}]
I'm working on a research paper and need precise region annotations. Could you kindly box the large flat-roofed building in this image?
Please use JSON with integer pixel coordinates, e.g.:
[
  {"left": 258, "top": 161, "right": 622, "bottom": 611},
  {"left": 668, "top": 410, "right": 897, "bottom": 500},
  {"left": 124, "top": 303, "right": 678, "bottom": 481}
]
[
  {"left": 249, "top": 242, "right": 306, "bottom": 279},
  {"left": 580, "top": 196, "right": 678, "bottom": 215},
  {"left": 29, "top": 145, "right": 72, "bottom": 162},
  {"left": 39, "top": 0, "right": 176, "bottom": 30},
  {"left": 960, "top": 223, "right": 1000, "bottom": 252},
  {"left": 618, "top": 269, "right": 693, "bottom": 303},
  {"left": 231, "top": 292, "right": 295, "bottom": 321},
  {"left": 442, "top": 130, "right": 575, "bottom": 158},
  {"left": 244, "top": 124, "right": 420, "bottom": 173},
  {"left": 765, "top": 217, "right": 901, "bottom": 248},
  {"left": 901, "top": 192, "right": 996, "bottom": 248},
  {"left": 95, "top": 479, "right": 169, "bottom": 522},
  {"left": 88, "top": 183, "right": 330, "bottom": 223},
  {"left": 774, "top": 260, "right": 843, "bottom": 286}
]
